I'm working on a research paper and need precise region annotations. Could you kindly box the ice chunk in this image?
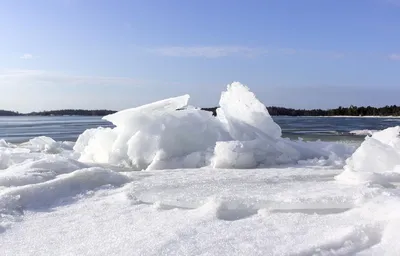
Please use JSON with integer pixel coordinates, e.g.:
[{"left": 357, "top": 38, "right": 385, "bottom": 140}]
[
  {"left": 336, "top": 126, "right": 400, "bottom": 185},
  {"left": 73, "top": 128, "right": 101, "bottom": 153},
  {"left": 125, "top": 109, "right": 226, "bottom": 170},
  {"left": 76, "top": 96, "right": 226, "bottom": 169},
  {"left": 103, "top": 94, "right": 190, "bottom": 127},
  {"left": 75, "top": 82, "right": 352, "bottom": 170},
  {"left": 212, "top": 141, "right": 258, "bottom": 169},
  {"left": 211, "top": 139, "right": 301, "bottom": 169},
  {"left": 22, "top": 136, "right": 62, "bottom": 154},
  {"left": 76, "top": 127, "right": 117, "bottom": 164},
  {"left": 371, "top": 126, "right": 400, "bottom": 149},
  {"left": 217, "top": 82, "right": 282, "bottom": 140},
  {"left": 345, "top": 127, "right": 400, "bottom": 174},
  {"left": 28, "top": 136, "right": 58, "bottom": 151},
  {"left": 350, "top": 130, "right": 378, "bottom": 136}
]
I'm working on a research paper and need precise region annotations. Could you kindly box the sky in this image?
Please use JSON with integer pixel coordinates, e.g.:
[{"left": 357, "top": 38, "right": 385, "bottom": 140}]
[{"left": 1, "top": 0, "right": 400, "bottom": 112}]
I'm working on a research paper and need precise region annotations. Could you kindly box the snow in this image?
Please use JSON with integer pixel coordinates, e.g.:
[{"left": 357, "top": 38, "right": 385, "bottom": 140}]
[
  {"left": 2, "top": 163, "right": 400, "bottom": 256},
  {"left": 0, "top": 156, "right": 88, "bottom": 187},
  {"left": 2, "top": 82, "right": 400, "bottom": 255}
]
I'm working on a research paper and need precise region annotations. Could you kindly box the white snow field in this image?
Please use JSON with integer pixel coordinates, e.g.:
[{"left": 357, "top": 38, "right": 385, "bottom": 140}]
[{"left": 1, "top": 82, "right": 400, "bottom": 255}]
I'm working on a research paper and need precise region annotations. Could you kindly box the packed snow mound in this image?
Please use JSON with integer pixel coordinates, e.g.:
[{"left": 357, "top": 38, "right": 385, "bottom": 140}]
[
  {"left": 336, "top": 126, "right": 400, "bottom": 185},
  {"left": 5, "top": 166, "right": 400, "bottom": 255},
  {"left": 0, "top": 156, "right": 88, "bottom": 187},
  {"left": 0, "top": 138, "right": 134, "bottom": 233},
  {"left": 2, "top": 167, "right": 130, "bottom": 209},
  {"left": 75, "top": 82, "right": 354, "bottom": 170}
]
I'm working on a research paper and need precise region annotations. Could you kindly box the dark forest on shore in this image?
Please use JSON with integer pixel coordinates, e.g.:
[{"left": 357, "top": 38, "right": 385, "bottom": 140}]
[
  {"left": 2, "top": 105, "right": 400, "bottom": 117},
  {"left": 0, "top": 109, "right": 116, "bottom": 116}
]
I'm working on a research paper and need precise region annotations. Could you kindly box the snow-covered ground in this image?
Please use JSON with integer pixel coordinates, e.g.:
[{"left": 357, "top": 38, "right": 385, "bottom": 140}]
[{"left": 1, "top": 82, "right": 400, "bottom": 255}]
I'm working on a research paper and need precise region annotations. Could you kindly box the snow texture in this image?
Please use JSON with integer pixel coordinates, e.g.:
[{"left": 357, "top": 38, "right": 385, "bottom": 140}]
[
  {"left": 2, "top": 82, "right": 400, "bottom": 255},
  {"left": 2, "top": 158, "right": 400, "bottom": 256}
]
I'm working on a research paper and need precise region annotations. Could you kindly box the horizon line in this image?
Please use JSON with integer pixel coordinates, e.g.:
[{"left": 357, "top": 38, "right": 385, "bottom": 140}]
[{"left": 1, "top": 104, "right": 400, "bottom": 115}]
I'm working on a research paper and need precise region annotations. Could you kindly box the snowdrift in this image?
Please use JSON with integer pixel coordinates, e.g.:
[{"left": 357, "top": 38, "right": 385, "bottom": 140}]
[
  {"left": 74, "top": 82, "right": 353, "bottom": 170},
  {"left": 336, "top": 126, "right": 400, "bottom": 185}
]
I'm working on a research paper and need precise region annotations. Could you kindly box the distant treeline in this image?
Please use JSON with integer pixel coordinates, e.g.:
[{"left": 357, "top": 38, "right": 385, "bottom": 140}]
[
  {"left": 2, "top": 105, "right": 400, "bottom": 117},
  {"left": 0, "top": 110, "right": 20, "bottom": 116},
  {"left": 202, "top": 105, "right": 400, "bottom": 117},
  {"left": 267, "top": 105, "right": 400, "bottom": 116},
  {"left": 0, "top": 109, "right": 116, "bottom": 116},
  {"left": 28, "top": 109, "right": 116, "bottom": 116}
]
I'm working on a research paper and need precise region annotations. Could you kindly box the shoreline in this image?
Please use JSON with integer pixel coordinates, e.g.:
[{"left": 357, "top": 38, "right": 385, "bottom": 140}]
[
  {"left": 304, "top": 115, "right": 400, "bottom": 118},
  {"left": 1, "top": 114, "right": 400, "bottom": 118}
]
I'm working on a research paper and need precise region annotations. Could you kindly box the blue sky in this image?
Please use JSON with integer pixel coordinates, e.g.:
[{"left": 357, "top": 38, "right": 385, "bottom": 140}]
[{"left": 1, "top": 0, "right": 400, "bottom": 112}]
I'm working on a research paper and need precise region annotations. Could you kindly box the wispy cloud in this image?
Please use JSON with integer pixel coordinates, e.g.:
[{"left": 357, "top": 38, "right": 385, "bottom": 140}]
[
  {"left": 388, "top": 53, "right": 400, "bottom": 61},
  {"left": 152, "top": 46, "right": 267, "bottom": 58},
  {"left": 151, "top": 45, "right": 400, "bottom": 62},
  {"left": 20, "top": 53, "right": 35, "bottom": 59},
  {"left": 151, "top": 45, "right": 349, "bottom": 60},
  {"left": 0, "top": 69, "right": 149, "bottom": 112},
  {"left": 0, "top": 69, "right": 143, "bottom": 87}
]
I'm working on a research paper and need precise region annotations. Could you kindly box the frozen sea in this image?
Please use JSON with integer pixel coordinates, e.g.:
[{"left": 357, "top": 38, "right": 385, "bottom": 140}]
[
  {"left": 2, "top": 83, "right": 400, "bottom": 255},
  {"left": 1, "top": 115, "right": 399, "bottom": 143}
]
